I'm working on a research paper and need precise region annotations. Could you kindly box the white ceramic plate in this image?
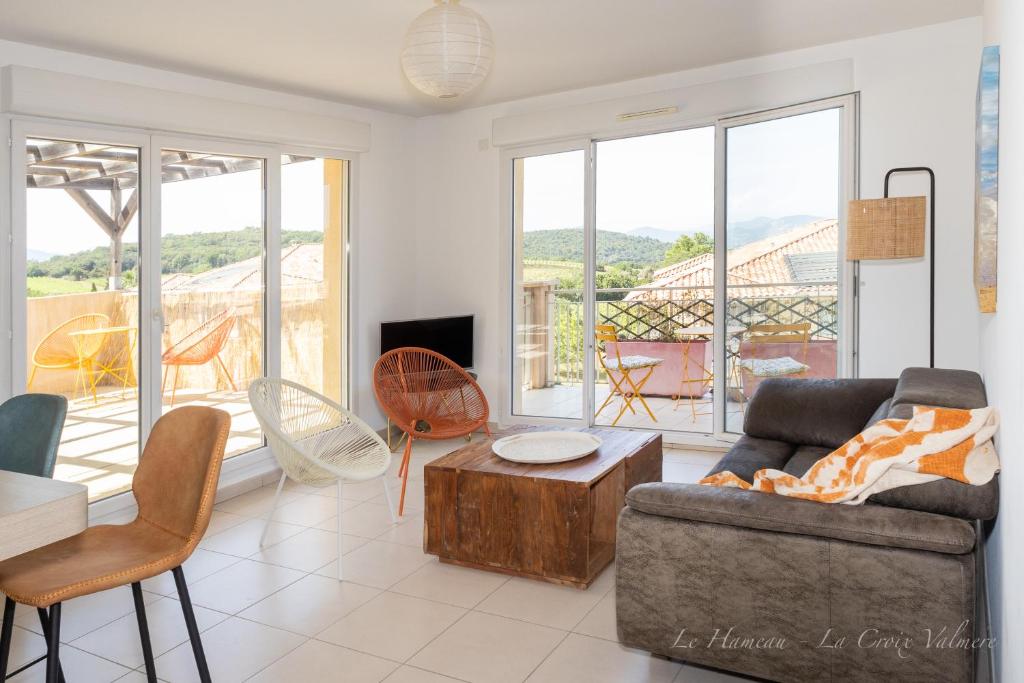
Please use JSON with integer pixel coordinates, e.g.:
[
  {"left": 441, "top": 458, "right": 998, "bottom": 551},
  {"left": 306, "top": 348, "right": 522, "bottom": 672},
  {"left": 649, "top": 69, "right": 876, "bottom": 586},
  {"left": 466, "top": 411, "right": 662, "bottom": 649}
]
[{"left": 492, "top": 431, "right": 602, "bottom": 464}]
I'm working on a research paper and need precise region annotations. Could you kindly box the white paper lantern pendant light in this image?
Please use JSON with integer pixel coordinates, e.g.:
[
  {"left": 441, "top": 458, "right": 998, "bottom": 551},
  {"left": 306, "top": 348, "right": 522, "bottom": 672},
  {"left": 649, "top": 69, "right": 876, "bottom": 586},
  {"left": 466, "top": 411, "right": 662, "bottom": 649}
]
[{"left": 401, "top": 0, "right": 494, "bottom": 99}]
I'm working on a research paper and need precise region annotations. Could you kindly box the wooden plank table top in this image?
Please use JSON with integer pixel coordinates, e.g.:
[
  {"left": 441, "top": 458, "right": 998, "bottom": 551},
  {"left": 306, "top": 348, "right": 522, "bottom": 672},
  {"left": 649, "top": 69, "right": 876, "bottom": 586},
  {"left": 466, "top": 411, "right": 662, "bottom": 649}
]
[
  {"left": 0, "top": 470, "right": 88, "bottom": 562},
  {"left": 426, "top": 425, "right": 658, "bottom": 485}
]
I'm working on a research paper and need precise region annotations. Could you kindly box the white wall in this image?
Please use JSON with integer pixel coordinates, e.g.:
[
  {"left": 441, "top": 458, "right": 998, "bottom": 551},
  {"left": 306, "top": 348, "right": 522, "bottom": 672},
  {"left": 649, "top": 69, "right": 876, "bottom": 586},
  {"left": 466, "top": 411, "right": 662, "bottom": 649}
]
[
  {"left": 413, "top": 18, "right": 984, "bottom": 419},
  {"left": 0, "top": 38, "right": 418, "bottom": 429},
  {"left": 979, "top": 1, "right": 1022, "bottom": 680}
]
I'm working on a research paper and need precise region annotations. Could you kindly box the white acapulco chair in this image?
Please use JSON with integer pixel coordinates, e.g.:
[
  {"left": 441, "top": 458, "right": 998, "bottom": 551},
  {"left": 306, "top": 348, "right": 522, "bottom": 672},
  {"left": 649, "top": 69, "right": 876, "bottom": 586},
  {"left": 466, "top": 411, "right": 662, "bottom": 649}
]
[{"left": 248, "top": 378, "right": 396, "bottom": 580}]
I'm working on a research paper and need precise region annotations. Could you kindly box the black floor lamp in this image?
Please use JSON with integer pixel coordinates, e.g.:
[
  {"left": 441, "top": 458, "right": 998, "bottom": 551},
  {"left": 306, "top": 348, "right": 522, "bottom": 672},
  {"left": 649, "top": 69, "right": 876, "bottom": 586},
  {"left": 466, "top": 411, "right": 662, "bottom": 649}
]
[{"left": 847, "top": 167, "right": 935, "bottom": 368}]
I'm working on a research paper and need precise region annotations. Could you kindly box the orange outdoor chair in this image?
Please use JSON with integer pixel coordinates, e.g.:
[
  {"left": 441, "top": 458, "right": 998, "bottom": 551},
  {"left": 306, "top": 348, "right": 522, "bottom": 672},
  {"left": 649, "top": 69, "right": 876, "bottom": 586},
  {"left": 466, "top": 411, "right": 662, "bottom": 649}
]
[
  {"left": 595, "top": 324, "right": 663, "bottom": 426},
  {"left": 29, "top": 313, "right": 111, "bottom": 402},
  {"left": 162, "top": 309, "right": 237, "bottom": 406},
  {"left": 373, "top": 347, "right": 490, "bottom": 516}
]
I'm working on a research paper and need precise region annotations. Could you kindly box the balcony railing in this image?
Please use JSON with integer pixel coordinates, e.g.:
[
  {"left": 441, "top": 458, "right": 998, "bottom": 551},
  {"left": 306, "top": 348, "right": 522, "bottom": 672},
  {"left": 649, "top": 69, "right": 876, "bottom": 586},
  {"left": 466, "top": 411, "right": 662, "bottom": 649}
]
[{"left": 518, "top": 282, "right": 838, "bottom": 389}]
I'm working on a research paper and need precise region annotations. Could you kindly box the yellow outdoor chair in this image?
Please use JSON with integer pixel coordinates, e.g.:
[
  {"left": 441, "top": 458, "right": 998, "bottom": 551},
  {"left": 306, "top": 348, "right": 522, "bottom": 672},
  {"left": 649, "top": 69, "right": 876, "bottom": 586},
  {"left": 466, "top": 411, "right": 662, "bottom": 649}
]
[
  {"left": 735, "top": 322, "right": 812, "bottom": 410},
  {"left": 28, "top": 313, "right": 111, "bottom": 402},
  {"left": 595, "top": 324, "right": 663, "bottom": 426}
]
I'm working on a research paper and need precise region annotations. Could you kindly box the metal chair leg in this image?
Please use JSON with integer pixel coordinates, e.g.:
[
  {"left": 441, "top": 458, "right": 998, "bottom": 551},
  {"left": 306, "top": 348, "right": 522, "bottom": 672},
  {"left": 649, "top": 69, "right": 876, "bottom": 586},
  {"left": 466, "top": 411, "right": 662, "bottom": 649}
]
[
  {"left": 132, "top": 582, "right": 157, "bottom": 682},
  {"left": 624, "top": 367, "right": 658, "bottom": 421},
  {"left": 45, "top": 603, "right": 60, "bottom": 683},
  {"left": 398, "top": 437, "right": 413, "bottom": 516},
  {"left": 170, "top": 366, "right": 180, "bottom": 406},
  {"left": 172, "top": 567, "right": 211, "bottom": 683},
  {"left": 36, "top": 608, "right": 65, "bottom": 683},
  {"left": 259, "top": 471, "right": 287, "bottom": 547},
  {"left": 0, "top": 598, "right": 15, "bottom": 678},
  {"left": 215, "top": 353, "right": 237, "bottom": 391}
]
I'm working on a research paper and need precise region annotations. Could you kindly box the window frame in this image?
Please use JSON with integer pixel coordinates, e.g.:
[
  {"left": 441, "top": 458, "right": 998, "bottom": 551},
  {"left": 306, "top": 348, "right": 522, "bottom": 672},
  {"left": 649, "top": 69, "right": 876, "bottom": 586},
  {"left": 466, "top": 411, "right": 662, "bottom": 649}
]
[
  {"left": 3, "top": 115, "right": 358, "bottom": 513},
  {"left": 498, "top": 94, "right": 859, "bottom": 447}
]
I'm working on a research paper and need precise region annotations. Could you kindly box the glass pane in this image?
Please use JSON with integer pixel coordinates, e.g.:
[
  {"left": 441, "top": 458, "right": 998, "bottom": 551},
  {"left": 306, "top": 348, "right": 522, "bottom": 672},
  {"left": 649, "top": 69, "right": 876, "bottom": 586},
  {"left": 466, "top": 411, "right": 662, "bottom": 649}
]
[
  {"left": 160, "top": 150, "right": 265, "bottom": 457},
  {"left": 26, "top": 137, "right": 141, "bottom": 501},
  {"left": 725, "top": 108, "right": 842, "bottom": 433},
  {"left": 594, "top": 128, "right": 715, "bottom": 433},
  {"left": 512, "top": 150, "right": 585, "bottom": 419},
  {"left": 281, "top": 155, "right": 348, "bottom": 403}
]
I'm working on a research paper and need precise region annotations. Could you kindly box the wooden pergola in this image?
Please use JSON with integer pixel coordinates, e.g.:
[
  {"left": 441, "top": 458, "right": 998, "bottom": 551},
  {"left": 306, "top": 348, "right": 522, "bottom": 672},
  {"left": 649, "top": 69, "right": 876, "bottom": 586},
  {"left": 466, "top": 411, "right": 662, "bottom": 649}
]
[{"left": 26, "top": 138, "right": 310, "bottom": 289}]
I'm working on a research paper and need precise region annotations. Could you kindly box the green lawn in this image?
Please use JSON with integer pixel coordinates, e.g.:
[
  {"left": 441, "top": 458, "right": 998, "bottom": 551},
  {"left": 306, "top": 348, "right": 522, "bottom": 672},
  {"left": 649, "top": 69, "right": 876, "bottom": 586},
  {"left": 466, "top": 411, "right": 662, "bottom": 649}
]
[
  {"left": 522, "top": 259, "right": 582, "bottom": 283},
  {"left": 27, "top": 276, "right": 107, "bottom": 298}
]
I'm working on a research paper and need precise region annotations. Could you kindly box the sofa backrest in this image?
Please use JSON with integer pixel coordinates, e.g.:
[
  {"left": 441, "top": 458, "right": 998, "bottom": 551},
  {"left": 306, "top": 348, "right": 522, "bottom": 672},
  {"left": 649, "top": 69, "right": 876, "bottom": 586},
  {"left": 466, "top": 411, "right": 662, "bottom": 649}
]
[
  {"left": 868, "top": 367, "right": 997, "bottom": 520},
  {"left": 887, "top": 366, "right": 989, "bottom": 418},
  {"left": 739, "top": 368, "right": 998, "bottom": 520},
  {"left": 743, "top": 378, "right": 898, "bottom": 449}
]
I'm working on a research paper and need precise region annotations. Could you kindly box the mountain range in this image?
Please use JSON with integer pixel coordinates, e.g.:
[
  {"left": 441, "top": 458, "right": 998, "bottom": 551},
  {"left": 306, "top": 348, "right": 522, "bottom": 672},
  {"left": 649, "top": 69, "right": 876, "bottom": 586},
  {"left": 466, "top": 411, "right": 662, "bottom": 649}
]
[{"left": 626, "top": 215, "right": 823, "bottom": 247}]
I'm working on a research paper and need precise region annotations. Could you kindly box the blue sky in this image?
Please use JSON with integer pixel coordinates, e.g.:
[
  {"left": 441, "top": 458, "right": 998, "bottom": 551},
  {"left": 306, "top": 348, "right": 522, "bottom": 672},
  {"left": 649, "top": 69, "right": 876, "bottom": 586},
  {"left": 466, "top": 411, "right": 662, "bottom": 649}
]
[{"left": 521, "top": 107, "right": 841, "bottom": 234}]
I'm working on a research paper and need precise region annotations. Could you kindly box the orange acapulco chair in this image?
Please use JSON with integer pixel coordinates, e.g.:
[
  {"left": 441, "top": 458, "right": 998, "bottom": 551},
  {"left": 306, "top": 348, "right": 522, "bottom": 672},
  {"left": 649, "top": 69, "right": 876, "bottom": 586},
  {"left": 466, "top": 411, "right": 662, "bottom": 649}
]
[
  {"left": 162, "top": 309, "right": 237, "bottom": 406},
  {"left": 373, "top": 347, "right": 490, "bottom": 516},
  {"left": 29, "top": 313, "right": 111, "bottom": 402}
]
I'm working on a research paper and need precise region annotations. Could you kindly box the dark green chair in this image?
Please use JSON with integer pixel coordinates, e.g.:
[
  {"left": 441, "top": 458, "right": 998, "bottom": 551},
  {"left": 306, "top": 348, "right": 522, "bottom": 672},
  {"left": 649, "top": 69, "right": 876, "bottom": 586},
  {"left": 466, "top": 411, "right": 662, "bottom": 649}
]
[{"left": 0, "top": 394, "right": 67, "bottom": 478}]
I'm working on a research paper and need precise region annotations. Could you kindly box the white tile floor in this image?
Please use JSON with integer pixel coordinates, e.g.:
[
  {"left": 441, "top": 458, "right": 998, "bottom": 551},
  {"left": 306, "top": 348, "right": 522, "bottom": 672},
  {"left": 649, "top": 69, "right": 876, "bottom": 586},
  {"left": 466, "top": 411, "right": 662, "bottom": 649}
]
[{"left": 7, "top": 438, "right": 748, "bottom": 683}]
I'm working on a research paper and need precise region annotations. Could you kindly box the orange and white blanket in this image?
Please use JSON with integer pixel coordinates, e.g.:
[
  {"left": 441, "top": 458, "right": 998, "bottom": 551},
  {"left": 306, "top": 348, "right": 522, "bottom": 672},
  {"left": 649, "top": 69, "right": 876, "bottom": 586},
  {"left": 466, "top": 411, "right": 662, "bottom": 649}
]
[{"left": 701, "top": 406, "right": 999, "bottom": 504}]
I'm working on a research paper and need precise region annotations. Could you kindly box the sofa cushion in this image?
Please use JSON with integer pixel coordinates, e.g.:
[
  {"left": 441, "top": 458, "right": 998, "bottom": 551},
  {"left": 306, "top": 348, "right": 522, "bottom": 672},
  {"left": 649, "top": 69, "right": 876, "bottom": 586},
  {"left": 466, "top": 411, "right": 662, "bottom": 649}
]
[
  {"left": 704, "top": 435, "right": 794, "bottom": 483},
  {"left": 737, "top": 356, "right": 809, "bottom": 377},
  {"left": 782, "top": 445, "right": 830, "bottom": 478},
  {"left": 868, "top": 476, "right": 999, "bottom": 520},
  {"left": 889, "top": 367, "right": 987, "bottom": 416},
  {"left": 743, "top": 378, "right": 899, "bottom": 449},
  {"left": 868, "top": 367, "right": 997, "bottom": 520},
  {"left": 627, "top": 482, "right": 976, "bottom": 554}
]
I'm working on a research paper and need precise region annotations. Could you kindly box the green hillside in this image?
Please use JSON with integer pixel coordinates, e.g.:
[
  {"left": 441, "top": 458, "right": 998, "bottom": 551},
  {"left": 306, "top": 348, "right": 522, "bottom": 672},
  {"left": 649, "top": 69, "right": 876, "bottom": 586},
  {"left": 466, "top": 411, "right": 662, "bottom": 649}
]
[
  {"left": 27, "top": 226, "right": 323, "bottom": 283},
  {"left": 523, "top": 229, "right": 667, "bottom": 267}
]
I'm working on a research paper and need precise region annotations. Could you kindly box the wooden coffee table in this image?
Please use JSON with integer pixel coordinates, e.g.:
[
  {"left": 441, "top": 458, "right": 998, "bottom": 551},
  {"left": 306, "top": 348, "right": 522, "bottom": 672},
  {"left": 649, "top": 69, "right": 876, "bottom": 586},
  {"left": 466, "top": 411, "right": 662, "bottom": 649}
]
[{"left": 423, "top": 427, "right": 662, "bottom": 588}]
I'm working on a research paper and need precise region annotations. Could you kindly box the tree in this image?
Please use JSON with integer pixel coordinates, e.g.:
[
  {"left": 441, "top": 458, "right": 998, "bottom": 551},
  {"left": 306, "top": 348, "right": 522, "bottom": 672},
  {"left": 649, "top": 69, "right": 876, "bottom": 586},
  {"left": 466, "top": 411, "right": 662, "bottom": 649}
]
[
  {"left": 595, "top": 266, "right": 641, "bottom": 301},
  {"left": 662, "top": 232, "right": 713, "bottom": 267}
]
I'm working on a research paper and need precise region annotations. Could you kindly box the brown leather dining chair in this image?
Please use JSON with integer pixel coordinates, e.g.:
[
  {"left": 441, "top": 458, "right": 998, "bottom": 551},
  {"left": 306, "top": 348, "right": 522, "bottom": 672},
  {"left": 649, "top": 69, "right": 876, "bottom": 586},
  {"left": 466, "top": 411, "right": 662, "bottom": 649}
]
[{"left": 0, "top": 406, "right": 230, "bottom": 683}]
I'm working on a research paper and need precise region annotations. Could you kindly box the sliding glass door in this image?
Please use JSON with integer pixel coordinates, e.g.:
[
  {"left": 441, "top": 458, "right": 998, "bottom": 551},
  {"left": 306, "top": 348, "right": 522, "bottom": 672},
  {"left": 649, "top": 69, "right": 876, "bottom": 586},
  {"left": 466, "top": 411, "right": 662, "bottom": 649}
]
[
  {"left": 17, "top": 125, "right": 147, "bottom": 499},
  {"left": 280, "top": 155, "right": 350, "bottom": 404},
  {"left": 510, "top": 147, "right": 588, "bottom": 422},
  {"left": 7, "top": 123, "right": 354, "bottom": 501},
  {"left": 159, "top": 147, "right": 267, "bottom": 458},
  {"left": 717, "top": 100, "right": 854, "bottom": 434},
  {"left": 593, "top": 128, "right": 715, "bottom": 433},
  {"left": 505, "top": 95, "right": 856, "bottom": 441}
]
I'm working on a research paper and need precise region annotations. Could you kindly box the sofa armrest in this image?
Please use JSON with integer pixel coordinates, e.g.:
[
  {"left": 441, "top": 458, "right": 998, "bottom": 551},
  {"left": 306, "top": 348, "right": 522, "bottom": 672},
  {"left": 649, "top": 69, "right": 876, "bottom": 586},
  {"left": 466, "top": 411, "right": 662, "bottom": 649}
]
[
  {"left": 625, "top": 482, "right": 975, "bottom": 555},
  {"left": 743, "top": 377, "right": 898, "bottom": 448}
]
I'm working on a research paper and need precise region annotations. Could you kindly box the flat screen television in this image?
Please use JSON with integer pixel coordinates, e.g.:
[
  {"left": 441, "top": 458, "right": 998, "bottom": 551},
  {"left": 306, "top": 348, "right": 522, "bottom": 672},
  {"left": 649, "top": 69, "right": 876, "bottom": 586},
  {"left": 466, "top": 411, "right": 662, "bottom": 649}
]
[{"left": 380, "top": 315, "right": 474, "bottom": 368}]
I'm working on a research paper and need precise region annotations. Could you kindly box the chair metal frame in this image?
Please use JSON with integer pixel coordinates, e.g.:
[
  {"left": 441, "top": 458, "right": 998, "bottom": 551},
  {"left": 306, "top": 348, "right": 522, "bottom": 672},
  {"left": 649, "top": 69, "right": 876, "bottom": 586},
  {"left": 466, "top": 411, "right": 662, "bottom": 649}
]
[
  {"left": 162, "top": 309, "right": 237, "bottom": 406},
  {"left": 248, "top": 378, "right": 395, "bottom": 581},
  {"left": 373, "top": 348, "right": 490, "bottom": 516},
  {"left": 735, "top": 322, "right": 812, "bottom": 411},
  {"left": 28, "top": 313, "right": 111, "bottom": 403},
  {"left": 594, "top": 324, "right": 661, "bottom": 426}
]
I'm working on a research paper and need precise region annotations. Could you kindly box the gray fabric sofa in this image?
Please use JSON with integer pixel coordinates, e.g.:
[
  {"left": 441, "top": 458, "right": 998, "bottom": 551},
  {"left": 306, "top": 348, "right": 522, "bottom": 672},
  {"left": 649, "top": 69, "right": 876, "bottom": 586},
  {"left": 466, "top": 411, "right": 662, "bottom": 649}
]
[{"left": 616, "top": 368, "right": 996, "bottom": 682}]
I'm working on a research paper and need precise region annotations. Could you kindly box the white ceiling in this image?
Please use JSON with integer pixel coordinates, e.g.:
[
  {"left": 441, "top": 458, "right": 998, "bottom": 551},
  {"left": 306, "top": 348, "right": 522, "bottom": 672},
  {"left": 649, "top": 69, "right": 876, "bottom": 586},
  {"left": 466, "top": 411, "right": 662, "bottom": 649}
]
[{"left": 0, "top": 0, "right": 981, "bottom": 117}]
